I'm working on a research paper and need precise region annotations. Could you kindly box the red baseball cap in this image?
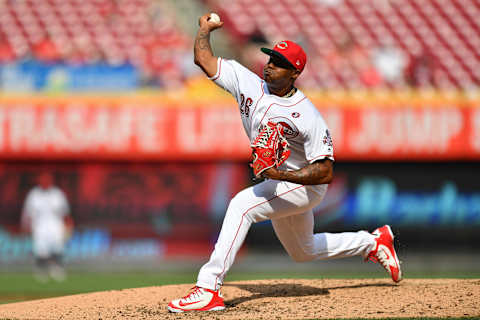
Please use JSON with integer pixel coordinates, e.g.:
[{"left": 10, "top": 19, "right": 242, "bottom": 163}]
[{"left": 261, "top": 40, "right": 307, "bottom": 72}]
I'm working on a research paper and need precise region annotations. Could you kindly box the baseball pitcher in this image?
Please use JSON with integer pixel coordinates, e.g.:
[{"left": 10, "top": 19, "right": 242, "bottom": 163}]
[{"left": 168, "top": 13, "right": 402, "bottom": 313}]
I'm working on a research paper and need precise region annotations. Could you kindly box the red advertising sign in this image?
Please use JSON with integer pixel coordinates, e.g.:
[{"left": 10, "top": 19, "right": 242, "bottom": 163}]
[
  {"left": 0, "top": 103, "right": 249, "bottom": 160},
  {"left": 321, "top": 106, "right": 480, "bottom": 160},
  {"left": 0, "top": 97, "right": 479, "bottom": 160}
]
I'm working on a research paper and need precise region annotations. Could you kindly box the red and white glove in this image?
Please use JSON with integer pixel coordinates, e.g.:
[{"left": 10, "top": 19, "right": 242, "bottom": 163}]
[{"left": 250, "top": 121, "right": 291, "bottom": 177}]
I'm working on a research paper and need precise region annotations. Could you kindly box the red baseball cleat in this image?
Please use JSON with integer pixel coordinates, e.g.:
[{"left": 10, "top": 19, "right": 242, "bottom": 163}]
[
  {"left": 168, "top": 286, "right": 225, "bottom": 313},
  {"left": 366, "top": 225, "right": 403, "bottom": 283}
]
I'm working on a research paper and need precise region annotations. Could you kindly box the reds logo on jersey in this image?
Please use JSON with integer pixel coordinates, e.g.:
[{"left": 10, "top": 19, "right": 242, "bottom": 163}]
[
  {"left": 268, "top": 117, "right": 299, "bottom": 139},
  {"left": 323, "top": 129, "right": 333, "bottom": 147}
]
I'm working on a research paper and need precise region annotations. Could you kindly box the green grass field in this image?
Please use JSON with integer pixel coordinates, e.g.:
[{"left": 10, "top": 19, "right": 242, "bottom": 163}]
[{"left": 1, "top": 269, "right": 479, "bottom": 305}]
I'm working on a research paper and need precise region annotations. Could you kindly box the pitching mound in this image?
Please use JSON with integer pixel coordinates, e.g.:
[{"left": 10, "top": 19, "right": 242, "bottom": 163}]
[{"left": 0, "top": 279, "right": 478, "bottom": 319}]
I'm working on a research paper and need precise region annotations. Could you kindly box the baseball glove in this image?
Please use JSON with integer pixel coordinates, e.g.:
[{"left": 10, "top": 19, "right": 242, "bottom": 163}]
[{"left": 250, "top": 121, "right": 291, "bottom": 177}]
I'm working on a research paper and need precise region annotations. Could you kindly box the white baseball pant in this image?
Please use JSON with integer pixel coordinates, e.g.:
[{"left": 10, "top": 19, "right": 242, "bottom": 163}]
[
  {"left": 196, "top": 179, "right": 376, "bottom": 290},
  {"left": 32, "top": 225, "right": 65, "bottom": 258}
]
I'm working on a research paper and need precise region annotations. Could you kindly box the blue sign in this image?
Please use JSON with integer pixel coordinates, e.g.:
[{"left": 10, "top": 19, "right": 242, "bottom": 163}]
[
  {"left": 0, "top": 60, "right": 139, "bottom": 92},
  {"left": 0, "top": 227, "right": 163, "bottom": 262},
  {"left": 324, "top": 177, "right": 480, "bottom": 227}
]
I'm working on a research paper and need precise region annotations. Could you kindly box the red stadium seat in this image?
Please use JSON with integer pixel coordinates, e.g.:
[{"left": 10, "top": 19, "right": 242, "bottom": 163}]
[
  {"left": 0, "top": 0, "right": 478, "bottom": 89},
  {"left": 0, "top": 0, "right": 190, "bottom": 84},
  {"left": 215, "top": 0, "right": 480, "bottom": 89}
]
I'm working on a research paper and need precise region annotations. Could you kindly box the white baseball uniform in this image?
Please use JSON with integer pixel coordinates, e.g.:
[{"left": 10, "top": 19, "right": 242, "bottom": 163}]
[
  {"left": 196, "top": 58, "right": 376, "bottom": 290},
  {"left": 22, "top": 186, "right": 70, "bottom": 258}
]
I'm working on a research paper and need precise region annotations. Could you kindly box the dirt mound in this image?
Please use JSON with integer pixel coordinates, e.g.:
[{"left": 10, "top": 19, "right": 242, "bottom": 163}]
[{"left": 0, "top": 279, "right": 478, "bottom": 319}]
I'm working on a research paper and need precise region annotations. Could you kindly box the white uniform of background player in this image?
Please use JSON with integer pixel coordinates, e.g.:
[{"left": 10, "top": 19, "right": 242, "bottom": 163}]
[
  {"left": 21, "top": 172, "right": 71, "bottom": 281},
  {"left": 168, "top": 15, "right": 401, "bottom": 313},
  {"left": 196, "top": 56, "right": 376, "bottom": 291}
]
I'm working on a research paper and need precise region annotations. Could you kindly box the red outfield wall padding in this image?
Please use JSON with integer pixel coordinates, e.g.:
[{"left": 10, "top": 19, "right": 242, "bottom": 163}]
[{"left": 0, "top": 99, "right": 479, "bottom": 160}]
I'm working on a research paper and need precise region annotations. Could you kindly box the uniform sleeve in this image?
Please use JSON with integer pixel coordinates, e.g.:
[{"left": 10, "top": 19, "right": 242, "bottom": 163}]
[
  {"left": 304, "top": 115, "right": 335, "bottom": 163},
  {"left": 208, "top": 58, "right": 260, "bottom": 101}
]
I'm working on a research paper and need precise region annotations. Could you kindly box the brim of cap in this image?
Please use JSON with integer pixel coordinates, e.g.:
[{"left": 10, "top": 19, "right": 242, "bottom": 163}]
[{"left": 261, "top": 48, "right": 297, "bottom": 70}]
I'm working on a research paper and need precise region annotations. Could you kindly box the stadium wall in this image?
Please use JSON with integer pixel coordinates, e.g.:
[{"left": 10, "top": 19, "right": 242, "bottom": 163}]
[
  {"left": 0, "top": 93, "right": 478, "bottom": 263},
  {"left": 0, "top": 93, "right": 479, "bottom": 161}
]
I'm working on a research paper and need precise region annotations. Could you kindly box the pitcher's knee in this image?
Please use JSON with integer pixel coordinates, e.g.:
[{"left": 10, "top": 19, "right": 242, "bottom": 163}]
[
  {"left": 289, "top": 251, "right": 316, "bottom": 263},
  {"left": 286, "top": 241, "right": 318, "bottom": 262}
]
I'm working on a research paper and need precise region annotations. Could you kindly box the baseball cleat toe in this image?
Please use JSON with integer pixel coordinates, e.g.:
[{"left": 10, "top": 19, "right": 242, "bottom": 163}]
[
  {"left": 366, "top": 225, "right": 403, "bottom": 283},
  {"left": 168, "top": 286, "right": 225, "bottom": 312}
]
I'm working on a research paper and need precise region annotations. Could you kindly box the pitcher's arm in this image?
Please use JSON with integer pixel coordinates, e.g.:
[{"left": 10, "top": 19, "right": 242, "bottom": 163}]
[{"left": 194, "top": 13, "right": 224, "bottom": 77}]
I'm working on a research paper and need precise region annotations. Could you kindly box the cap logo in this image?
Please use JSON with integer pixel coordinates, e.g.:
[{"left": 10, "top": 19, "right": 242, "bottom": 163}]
[
  {"left": 276, "top": 41, "right": 288, "bottom": 50},
  {"left": 296, "top": 60, "right": 300, "bottom": 65}
]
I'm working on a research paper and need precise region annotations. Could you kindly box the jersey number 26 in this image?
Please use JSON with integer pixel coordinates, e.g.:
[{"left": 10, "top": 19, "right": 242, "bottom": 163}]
[{"left": 240, "top": 93, "right": 253, "bottom": 117}]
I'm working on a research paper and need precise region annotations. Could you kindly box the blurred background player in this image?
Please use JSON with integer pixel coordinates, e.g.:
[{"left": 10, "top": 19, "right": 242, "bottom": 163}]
[{"left": 21, "top": 172, "right": 73, "bottom": 282}]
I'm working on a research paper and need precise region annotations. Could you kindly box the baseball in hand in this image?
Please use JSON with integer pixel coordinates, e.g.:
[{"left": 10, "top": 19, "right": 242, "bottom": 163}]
[{"left": 209, "top": 13, "right": 221, "bottom": 23}]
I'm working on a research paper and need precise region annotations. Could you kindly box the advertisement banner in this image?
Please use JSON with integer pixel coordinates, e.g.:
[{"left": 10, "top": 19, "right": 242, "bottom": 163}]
[
  {"left": 1, "top": 161, "right": 478, "bottom": 261},
  {"left": 0, "top": 161, "right": 248, "bottom": 262},
  {"left": 0, "top": 103, "right": 249, "bottom": 160},
  {"left": 0, "top": 162, "right": 247, "bottom": 237},
  {"left": 246, "top": 161, "right": 480, "bottom": 247},
  {"left": 314, "top": 162, "right": 480, "bottom": 228},
  {"left": 0, "top": 97, "right": 479, "bottom": 160},
  {"left": 0, "top": 61, "right": 138, "bottom": 92},
  {"left": 323, "top": 107, "right": 479, "bottom": 160}
]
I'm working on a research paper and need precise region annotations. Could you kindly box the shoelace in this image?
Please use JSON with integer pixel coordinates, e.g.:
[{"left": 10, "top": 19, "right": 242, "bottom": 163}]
[
  {"left": 253, "top": 125, "right": 274, "bottom": 148},
  {"left": 181, "top": 286, "right": 203, "bottom": 302},
  {"left": 371, "top": 248, "right": 392, "bottom": 273}
]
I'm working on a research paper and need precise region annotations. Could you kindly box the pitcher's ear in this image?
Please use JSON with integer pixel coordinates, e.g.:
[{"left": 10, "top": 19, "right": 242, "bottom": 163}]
[{"left": 292, "top": 69, "right": 300, "bottom": 80}]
